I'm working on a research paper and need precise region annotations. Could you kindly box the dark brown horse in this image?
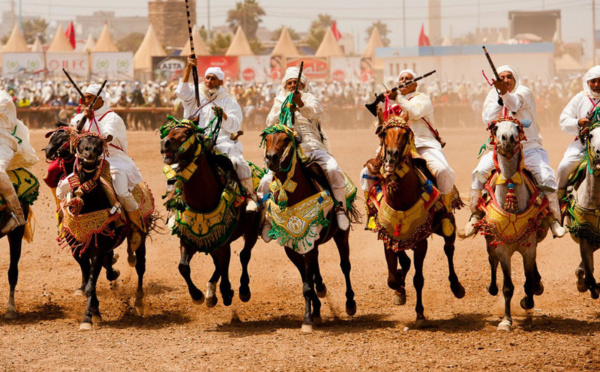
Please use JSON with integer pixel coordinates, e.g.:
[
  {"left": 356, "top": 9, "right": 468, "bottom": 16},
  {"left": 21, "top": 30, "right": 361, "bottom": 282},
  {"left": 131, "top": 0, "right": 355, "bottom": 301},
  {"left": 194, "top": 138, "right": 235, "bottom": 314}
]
[
  {"left": 261, "top": 124, "right": 356, "bottom": 333},
  {"left": 367, "top": 117, "right": 464, "bottom": 326},
  {"left": 160, "top": 119, "right": 260, "bottom": 308}
]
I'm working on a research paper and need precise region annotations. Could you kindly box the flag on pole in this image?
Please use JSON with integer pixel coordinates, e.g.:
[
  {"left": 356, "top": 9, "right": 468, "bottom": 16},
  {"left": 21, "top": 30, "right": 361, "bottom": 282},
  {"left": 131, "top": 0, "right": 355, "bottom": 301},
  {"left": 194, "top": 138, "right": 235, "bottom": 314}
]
[
  {"left": 418, "top": 23, "right": 430, "bottom": 47},
  {"left": 65, "top": 21, "right": 76, "bottom": 49},
  {"left": 331, "top": 21, "right": 342, "bottom": 41}
]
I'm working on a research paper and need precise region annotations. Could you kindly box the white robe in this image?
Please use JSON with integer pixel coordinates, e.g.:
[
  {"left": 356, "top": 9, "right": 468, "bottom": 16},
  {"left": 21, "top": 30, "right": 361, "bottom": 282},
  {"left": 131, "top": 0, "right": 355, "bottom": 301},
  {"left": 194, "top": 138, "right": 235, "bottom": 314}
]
[{"left": 0, "top": 90, "right": 38, "bottom": 171}]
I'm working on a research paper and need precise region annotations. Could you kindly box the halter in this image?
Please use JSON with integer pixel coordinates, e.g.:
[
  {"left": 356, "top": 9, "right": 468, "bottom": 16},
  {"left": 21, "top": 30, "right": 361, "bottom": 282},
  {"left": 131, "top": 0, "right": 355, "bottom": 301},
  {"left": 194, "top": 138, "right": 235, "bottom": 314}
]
[
  {"left": 44, "top": 126, "right": 78, "bottom": 161},
  {"left": 486, "top": 116, "right": 527, "bottom": 146},
  {"left": 378, "top": 116, "right": 414, "bottom": 175}
]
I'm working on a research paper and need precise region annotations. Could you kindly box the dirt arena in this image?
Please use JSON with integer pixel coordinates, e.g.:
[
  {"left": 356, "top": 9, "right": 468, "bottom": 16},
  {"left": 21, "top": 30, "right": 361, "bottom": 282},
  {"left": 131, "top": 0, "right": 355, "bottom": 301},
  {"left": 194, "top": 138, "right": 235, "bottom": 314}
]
[{"left": 1, "top": 126, "right": 599, "bottom": 371}]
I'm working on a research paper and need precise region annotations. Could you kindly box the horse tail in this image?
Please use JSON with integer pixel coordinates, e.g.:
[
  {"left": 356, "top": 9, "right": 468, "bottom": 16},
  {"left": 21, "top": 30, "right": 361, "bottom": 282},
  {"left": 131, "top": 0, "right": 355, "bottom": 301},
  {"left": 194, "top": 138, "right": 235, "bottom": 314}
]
[{"left": 347, "top": 198, "right": 363, "bottom": 225}]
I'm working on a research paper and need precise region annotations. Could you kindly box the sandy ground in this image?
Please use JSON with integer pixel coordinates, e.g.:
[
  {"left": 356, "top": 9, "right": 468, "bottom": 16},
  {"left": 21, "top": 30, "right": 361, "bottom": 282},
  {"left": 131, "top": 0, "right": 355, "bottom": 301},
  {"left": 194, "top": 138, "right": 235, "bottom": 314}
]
[{"left": 0, "top": 126, "right": 599, "bottom": 371}]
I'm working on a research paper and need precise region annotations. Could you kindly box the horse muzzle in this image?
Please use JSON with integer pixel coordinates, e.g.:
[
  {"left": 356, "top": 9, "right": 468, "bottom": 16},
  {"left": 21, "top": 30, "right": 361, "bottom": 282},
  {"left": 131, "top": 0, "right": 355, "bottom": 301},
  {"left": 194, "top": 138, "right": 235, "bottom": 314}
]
[
  {"left": 265, "top": 152, "right": 280, "bottom": 172},
  {"left": 160, "top": 138, "right": 179, "bottom": 165}
]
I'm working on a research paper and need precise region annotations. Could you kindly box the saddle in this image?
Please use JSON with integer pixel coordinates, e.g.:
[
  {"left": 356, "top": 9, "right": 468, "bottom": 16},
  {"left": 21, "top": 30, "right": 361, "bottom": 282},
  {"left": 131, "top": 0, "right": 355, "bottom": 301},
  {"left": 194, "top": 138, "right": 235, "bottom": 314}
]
[{"left": 303, "top": 157, "right": 358, "bottom": 211}]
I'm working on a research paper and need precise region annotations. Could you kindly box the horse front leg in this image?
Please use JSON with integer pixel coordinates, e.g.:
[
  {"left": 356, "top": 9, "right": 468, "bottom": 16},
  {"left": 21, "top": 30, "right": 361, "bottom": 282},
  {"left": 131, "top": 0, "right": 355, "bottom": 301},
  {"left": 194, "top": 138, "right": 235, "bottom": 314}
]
[
  {"left": 238, "top": 232, "right": 255, "bottom": 303},
  {"left": 302, "top": 249, "right": 320, "bottom": 332},
  {"left": 413, "top": 241, "right": 428, "bottom": 327},
  {"left": 178, "top": 244, "right": 204, "bottom": 304},
  {"left": 312, "top": 248, "right": 327, "bottom": 298},
  {"left": 212, "top": 244, "right": 234, "bottom": 307},
  {"left": 442, "top": 233, "right": 465, "bottom": 299},
  {"left": 486, "top": 238, "right": 499, "bottom": 296},
  {"left": 385, "top": 246, "right": 404, "bottom": 305},
  {"left": 80, "top": 254, "right": 103, "bottom": 331},
  {"left": 497, "top": 248, "right": 514, "bottom": 331},
  {"left": 576, "top": 260, "right": 588, "bottom": 293},
  {"left": 133, "top": 239, "right": 147, "bottom": 316},
  {"left": 334, "top": 230, "right": 356, "bottom": 316},
  {"left": 520, "top": 243, "right": 540, "bottom": 310},
  {"left": 580, "top": 239, "right": 600, "bottom": 299},
  {"left": 5, "top": 230, "right": 23, "bottom": 319},
  {"left": 102, "top": 251, "right": 120, "bottom": 282},
  {"left": 206, "top": 253, "right": 220, "bottom": 308},
  {"left": 73, "top": 254, "right": 90, "bottom": 296}
]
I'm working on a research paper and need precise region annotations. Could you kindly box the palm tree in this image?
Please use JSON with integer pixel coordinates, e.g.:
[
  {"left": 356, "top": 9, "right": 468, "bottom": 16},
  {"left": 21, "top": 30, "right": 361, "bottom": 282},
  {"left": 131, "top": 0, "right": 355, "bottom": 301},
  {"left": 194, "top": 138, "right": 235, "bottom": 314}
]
[
  {"left": 208, "top": 32, "right": 233, "bottom": 55},
  {"left": 226, "top": 0, "right": 266, "bottom": 40},
  {"left": 305, "top": 14, "right": 334, "bottom": 52},
  {"left": 271, "top": 26, "right": 300, "bottom": 41},
  {"left": 23, "top": 19, "right": 49, "bottom": 44},
  {"left": 366, "top": 21, "right": 391, "bottom": 47}
]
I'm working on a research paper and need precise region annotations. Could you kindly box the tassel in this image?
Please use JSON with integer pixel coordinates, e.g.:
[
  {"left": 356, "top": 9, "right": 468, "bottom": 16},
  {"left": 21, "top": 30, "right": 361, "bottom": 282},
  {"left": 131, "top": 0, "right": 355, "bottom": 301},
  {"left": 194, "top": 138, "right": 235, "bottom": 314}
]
[
  {"left": 277, "top": 189, "right": 288, "bottom": 210},
  {"left": 504, "top": 182, "right": 518, "bottom": 213}
]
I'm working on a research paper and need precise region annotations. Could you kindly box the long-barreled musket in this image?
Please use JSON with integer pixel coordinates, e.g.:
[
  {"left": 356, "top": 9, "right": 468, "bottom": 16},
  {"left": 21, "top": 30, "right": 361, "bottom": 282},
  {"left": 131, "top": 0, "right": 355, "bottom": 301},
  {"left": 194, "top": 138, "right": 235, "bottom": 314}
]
[
  {"left": 482, "top": 46, "right": 504, "bottom": 106},
  {"left": 77, "top": 80, "right": 107, "bottom": 133},
  {"left": 184, "top": 0, "right": 200, "bottom": 107},
  {"left": 364, "top": 70, "right": 436, "bottom": 116},
  {"left": 62, "top": 68, "right": 84, "bottom": 99},
  {"left": 291, "top": 61, "right": 304, "bottom": 125}
]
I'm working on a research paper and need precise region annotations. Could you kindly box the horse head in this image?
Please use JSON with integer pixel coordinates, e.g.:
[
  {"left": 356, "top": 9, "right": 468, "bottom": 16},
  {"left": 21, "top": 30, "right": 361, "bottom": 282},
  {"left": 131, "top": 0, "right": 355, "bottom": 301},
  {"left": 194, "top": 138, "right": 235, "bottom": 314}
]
[
  {"left": 377, "top": 116, "right": 414, "bottom": 173},
  {"left": 488, "top": 118, "right": 526, "bottom": 158},
  {"left": 43, "top": 123, "right": 75, "bottom": 161},
  {"left": 261, "top": 124, "right": 300, "bottom": 174},
  {"left": 75, "top": 132, "right": 112, "bottom": 171},
  {"left": 159, "top": 117, "right": 205, "bottom": 166},
  {"left": 585, "top": 124, "right": 600, "bottom": 175}
]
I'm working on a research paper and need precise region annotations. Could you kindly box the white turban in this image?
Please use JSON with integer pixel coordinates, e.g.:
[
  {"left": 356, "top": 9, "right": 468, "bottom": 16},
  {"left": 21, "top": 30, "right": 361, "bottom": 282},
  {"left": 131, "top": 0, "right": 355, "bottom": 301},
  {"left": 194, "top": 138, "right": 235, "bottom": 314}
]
[
  {"left": 583, "top": 65, "right": 600, "bottom": 98},
  {"left": 282, "top": 66, "right": 309, "bottom": 92},
  {"left": 497, "top": 65, "right": 521, "bottom": 91},
  {"left": 84, "top": 83, "right": 111, "bottom": 109},
  {"left": 205, "top": 67, "right": 225, "bottom": 81},
  {"left": 399, "top": 69, "right": 417, "bottom": 80}
]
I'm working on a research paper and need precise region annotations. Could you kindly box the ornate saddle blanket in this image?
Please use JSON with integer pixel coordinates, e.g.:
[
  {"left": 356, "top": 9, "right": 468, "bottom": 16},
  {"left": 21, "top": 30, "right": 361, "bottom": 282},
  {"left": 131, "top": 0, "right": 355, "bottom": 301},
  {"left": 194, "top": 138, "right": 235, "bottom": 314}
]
[
  {"left": 476, "top": 170, "right": 548, "bottom": 247},
  {"left": 0, "top": 168, "right": 39, "bottom": 209},
  {"left": 563, "top": 159, "right": 600, "bottom": 244}
]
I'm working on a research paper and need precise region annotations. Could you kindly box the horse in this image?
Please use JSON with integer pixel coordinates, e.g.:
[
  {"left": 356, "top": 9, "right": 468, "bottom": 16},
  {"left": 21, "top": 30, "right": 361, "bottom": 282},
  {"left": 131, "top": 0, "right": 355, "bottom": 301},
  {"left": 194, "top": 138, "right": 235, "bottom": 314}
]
[
  {"left": 159, "top": 118, "right": 260, "bottom": 308},
  {"left": 365, "top": 115, "right": 465, "bottom": 327},
  {"left": 58, "top": 132, "right": 155, "bottom": 330},
  {"left": 42, "top": 123, "right": 76, "bottom": 208},
  {"left": 261, "top": 124, "right": 357, "bottom": 333},
  {"left": 471, "top": 118, "right": 548, "bottom": 331},
  {"left": 564, "top": 124, "right": 600, "bottom": 299}
]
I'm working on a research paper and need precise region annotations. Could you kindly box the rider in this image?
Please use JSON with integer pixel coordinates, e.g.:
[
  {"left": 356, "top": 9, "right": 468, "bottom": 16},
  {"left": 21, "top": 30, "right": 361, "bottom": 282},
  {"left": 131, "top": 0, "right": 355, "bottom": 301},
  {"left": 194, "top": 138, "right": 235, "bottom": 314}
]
[
  {"left": 359, "top": 69, "right": 456, "bottom": 236},
  {"left": 0, "top": 90, "right": 38, "bottom": 234},
  {"left": 259, "top": 66, "right": 350, "bottom": 231},
  {"left": 556, "top": 66, "right": 600, "bottom": 196},
  {"left": 58, "top": 84, "right": 147, "bottom": 249},
  {"left": 465, "top": 65, "right": 565, "bottom": 238},
  {"left": 176, "top": 56, "right": 258, "bottom": 212}
]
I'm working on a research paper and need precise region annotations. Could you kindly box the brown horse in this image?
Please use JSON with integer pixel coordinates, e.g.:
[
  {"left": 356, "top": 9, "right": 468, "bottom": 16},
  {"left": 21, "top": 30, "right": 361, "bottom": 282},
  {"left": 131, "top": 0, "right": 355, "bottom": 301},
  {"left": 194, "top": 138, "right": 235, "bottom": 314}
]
[
  {"left": 261, "top": 124, "right": 357, "bottom": 333},
  {"left": 367, "top": 116, "right": 464, "bottom": 326},
  {"left": 160, "top": 118, "right": 260, "bottom": 307}
]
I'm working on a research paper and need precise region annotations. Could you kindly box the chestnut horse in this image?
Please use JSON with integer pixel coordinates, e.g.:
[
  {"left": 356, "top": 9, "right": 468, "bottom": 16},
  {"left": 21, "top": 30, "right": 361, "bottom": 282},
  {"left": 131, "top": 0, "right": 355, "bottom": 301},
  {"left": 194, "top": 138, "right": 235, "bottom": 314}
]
[
  {"left": 369, "top": 117, "right": 464, "bottom": 326},
  {"left": 261, "top": 124, "right": 357, "bottom": 333},
  {"left": 160, "top": 118, "right": 260, "bottom": 308}
]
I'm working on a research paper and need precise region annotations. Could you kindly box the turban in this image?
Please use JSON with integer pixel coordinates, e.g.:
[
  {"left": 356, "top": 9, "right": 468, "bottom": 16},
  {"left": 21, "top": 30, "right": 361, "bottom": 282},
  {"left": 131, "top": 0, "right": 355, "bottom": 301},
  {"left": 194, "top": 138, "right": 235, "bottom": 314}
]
[
  {"left": 399, "top": 69, "right": 417, "bottom": 80},
  {"left": 282, "top": 67, "right": 309, "bottom": 92},
  {"left": 497, "top": 65, "right": 521, "bottom": 91},
  {"left": 583, "top": 65, "right": 600, "bottom": 99},
  {"left": 85, "top": 83, "right": 108, "bottom": 101},
  {"left": 205, "top": 67, "right": 225, "bottom": 81}
]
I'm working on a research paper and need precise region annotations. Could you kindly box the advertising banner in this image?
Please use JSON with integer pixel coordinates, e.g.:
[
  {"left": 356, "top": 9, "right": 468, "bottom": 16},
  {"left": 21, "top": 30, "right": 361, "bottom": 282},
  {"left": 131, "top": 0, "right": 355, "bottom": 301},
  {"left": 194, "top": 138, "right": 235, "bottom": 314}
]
[
  {"left": 152, "top": 56, "right": 186, "bottom": 81},
  {"left": 91, "top": 52, "right": 134, "bottom": 81},
  {"left": 197, "top": 56, "right": 239, "bottom": 81},
  {"left": 239, "top": 56, "right": 270, "bottom": 83},
  {"left": 330, "top": 57, "right": 361, "bottom": 83},
  {"left": 46, "top": 52, "right": 89, "bottom": 80},
  {"left": 1, "top": 53, "right": 45, "bottom": 77},
  {"left": 286, "top": 57, "right": 329, "bottom": 81}
]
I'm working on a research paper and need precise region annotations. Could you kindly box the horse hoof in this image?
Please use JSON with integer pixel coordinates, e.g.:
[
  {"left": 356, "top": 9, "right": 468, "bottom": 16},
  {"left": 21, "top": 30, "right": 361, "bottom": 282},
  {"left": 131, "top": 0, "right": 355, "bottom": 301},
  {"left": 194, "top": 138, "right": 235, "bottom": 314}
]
[
  {"left": 488, "top": 284, "right": 498, "bottom": 296},
  {"left": 106, "top": 269, "right": 120, "bottom": 282},
  {"left": 414, "top": 316, "right": 426, "bottom": 329},
  {"left": 206, "top": 282, "right": 217, "bottom": 307},
  {"left": 4, "top": 309, "right": 17, "bottom": 319},
  {"left": 451, "top": 282, "right": 466, "bottom": 299},
  {"left": 79, "top": 322, "right": 93, "bottom": 331},
  {"left": 497, "top": 320, "right": 512, "bottom": 332},
  {"left": 591, "top": 287, "right": 600, "bottom": 300},
  {"left": 74, "top": 289, "right": 85, "bottom": 296},
  {"left": 346, "top": 301, "right": 357, "bottom": 316},
  {"left": 576, "top": 270, "right": 587, "bottom": 293},
  {"left": 393, "top": 290, "right": 406, "bottom": 306},
  {"left": 313, "top": 316, "right": 322, "bottom": 326},
  {"left": 112, "top": 253, "right": 119, "bottom": 265},
  {"left": 239, "top": 288, "right": 251, "bottom": 303},
  {"left": 127, "top": 254, "right": 136, "bottom": 268},
  {"left": 316, "top": 284, "right": 327, "bottom": 298},
  {"left": 222, "top": 292, "right": 234, "bottom": 307},
  {"left": 301, "top": 323, "right": 313, "bottom": 333},
  {"left": 205, "top": 296, "right": 217, "bottom": 308},
  {"left": 520, "top": 297, "right": 534, "bottom": 310},
  {"left": 534, "top": 281, "right": 544, "bottom": 296},
  {"left": 92, "top": 314, "right": 103, "bottom": 324},
  {"left": 134, "top": 305, "right": 144, "bottom": 317}
]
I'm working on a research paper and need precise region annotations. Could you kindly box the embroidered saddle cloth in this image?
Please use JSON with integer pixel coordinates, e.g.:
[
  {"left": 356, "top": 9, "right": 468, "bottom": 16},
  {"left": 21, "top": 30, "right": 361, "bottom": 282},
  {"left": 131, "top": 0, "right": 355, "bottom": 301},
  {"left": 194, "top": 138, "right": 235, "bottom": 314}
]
[{"left": 0, "top": 168, "right": 39, "bottom": 209}]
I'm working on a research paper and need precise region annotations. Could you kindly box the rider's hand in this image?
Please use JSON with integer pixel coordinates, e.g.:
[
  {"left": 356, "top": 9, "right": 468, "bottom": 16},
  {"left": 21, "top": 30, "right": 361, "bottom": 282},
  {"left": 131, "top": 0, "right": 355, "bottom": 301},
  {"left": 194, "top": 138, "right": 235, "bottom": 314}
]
[
  {"left": 83, "top": 107, "right": 92, "bottom": 119},
  {"left": 212, "top": 106, "right": 228, "bottom": 121},
  {"left": 292, "top": 91, "right": 304, "bottom": 108},
  {"left": 493, "top": 79, "right": 508, "bottom": 95},
  {"left": 387, "top": 89, "right": 398, "bottom": 101},
  {"left": 187, "top": 55, "right": 198, "bottom": 67},
  {"left": 578, "top": 118, "right": 591, "bottom": 127}
]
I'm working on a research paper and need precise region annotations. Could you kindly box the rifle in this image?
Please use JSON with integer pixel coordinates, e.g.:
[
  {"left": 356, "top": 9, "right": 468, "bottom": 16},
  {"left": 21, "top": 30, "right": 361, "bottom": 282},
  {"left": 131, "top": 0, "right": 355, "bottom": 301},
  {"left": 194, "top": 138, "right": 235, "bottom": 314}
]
[
  {"left": 76, "top": 80, "right": 107, "bottom": 133},
  {"left": 364, "top": 70, "right": 436, "bottom": 116},
  {"left": 62, "top": 68, "right": 84, "bottom": 100},
  {"left": 482, "top": 46, "right": 504, "bottom": 106},
  {"left": 291, "top": 61, "right": 304, "bottom": 125},
  {"left": 184, "top": 0, "right": 200, "bottom": 107}
]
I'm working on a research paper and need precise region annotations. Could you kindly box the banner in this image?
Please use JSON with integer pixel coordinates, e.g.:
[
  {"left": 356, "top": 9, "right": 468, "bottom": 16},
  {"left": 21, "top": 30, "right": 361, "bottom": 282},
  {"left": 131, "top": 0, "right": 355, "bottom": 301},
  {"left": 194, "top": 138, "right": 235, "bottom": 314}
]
[
  {"left": 286, "top": 57, "right": 329, "bottom": 81},
  {"left": 239, "top": 56, "right": 270, "bottom": 83},
  {"left": 46, "top": 52, "right": 89, "bottom": 80},
  {"left": 330, "top": 57, "right": 361, "bottom": 83},
  {"left": 196, "top": 56, "right": 239, "bottom": 81},
  {"left": 1, "top": 53, "right": 44, "bottom": 77},
  {"left": 91, "top": 52, "right": 134, "bottom": 81},
  {"left": 152, "top": 56, "right": 186, "bottom": 81}
]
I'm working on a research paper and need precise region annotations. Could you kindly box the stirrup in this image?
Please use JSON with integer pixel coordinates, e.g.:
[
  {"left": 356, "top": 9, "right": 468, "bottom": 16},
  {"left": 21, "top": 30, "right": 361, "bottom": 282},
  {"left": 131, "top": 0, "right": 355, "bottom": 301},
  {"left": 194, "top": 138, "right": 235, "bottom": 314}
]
[{"left": 246, "top": 199, "right": 258, "bottom": 212}]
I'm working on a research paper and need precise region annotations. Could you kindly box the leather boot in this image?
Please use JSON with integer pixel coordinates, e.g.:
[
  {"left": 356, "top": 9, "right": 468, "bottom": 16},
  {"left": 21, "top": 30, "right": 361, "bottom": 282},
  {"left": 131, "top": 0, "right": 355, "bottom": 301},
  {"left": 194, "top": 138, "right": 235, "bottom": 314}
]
[
  {"left": 546, "top": 192, "right": 566, "bottom": 238},
  {"left": 1, "top": 192, "right": 26, "bottom": 235},
  {"left": 241, "top": 177, "right": 258, "bottom": 212},
  {"left": 463, "top": 189, "right": 483, "bottom": 238},
  {"left": 440, "top": 193, "right": 454, "bottom": 237},
  {"left": 126, "top": 208, "right": 146, "bottom": 253}
]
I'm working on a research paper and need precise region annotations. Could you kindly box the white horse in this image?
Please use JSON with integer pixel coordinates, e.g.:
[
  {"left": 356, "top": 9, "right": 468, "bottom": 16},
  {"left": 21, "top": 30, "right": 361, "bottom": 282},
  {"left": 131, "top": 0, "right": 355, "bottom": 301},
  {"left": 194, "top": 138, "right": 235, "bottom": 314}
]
[
  {"left": 566, "top": 125, "right": 600, "bottom": 299},
  {"left": 473, "top": 119, "right": 547, "bottom": 331}
]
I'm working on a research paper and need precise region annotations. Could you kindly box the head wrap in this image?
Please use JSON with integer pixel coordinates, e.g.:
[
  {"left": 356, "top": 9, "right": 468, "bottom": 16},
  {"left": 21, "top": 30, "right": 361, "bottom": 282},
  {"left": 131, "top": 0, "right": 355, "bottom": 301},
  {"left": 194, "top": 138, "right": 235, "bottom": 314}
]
[
  {"left": 205, "top": 67, "right": 225, "bottom": 81},
  {"left": 84, "top": 83, "right": 111, "bottom": 110},
  {"left": 281, "top": 66, "right": 309, "bottom": 93},
  {"left": 583, "top": 65, "right": 600, "bottom": 98},
  {"left": 399, "top": 69, "right": 417, "bottom": 80},
  {"left": 497, "top": 65, "right": 521, "bottom": 91}
]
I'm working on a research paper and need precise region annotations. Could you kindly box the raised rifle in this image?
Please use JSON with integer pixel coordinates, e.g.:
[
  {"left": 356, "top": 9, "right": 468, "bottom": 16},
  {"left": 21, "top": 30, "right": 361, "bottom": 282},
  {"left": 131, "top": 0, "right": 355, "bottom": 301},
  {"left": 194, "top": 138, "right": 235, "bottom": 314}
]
[
  {"left": 364, "top": 70, "right": 436, "bottom": 116},
  {"left": 482, "top": 46, "right": 504, "bottom": 106},
  {"left": 62, "top": 68, "right": 84, "bottom": 100},
  {"left": 76, "top": 80, "right": 107, "bottom": 133},
  {"left": 184, "top": 0, "right": 200, "bottom": 107},
  {"left": 291, "top": 61, "right": 304, "bottom": 125}
]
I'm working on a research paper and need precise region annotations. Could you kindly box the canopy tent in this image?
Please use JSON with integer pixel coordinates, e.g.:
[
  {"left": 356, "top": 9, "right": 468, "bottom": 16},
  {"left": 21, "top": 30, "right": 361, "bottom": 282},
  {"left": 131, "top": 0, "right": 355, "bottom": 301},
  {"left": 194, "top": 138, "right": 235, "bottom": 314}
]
[
  {"left": 362, "top": 27, "right": 383, "bottom": 58},
  {"left": 181, "top": 25, "right": 210, "bottom": 56},
  {"left": 92, "top": 24, "right": 119, "bottom": 52},
  {"left": 555, "top": 53, "right": 584, "bottom": 72},
  {"left": 225, "top": 26, "right": 254, "bottom": 56},
  {"left": 47, "top": 24, "right": 74, "bottom": 52},
  {"left": 134, "top": 25, "right": 166, "bottom": 79},
  {"left": 83, "top": 34, "right": 95, "bottom": 53},
  {"left": 30, "top": 37, "right": 43, "bottom": 52},
  {"left": 271, "top": 27, "right": 300, "bottom": 57},
  {"left": 2, "top": 25, "right": 29, "bottom": 52},
  {"left": 315, "top": 28, "right": 344, "bottom": 57}
]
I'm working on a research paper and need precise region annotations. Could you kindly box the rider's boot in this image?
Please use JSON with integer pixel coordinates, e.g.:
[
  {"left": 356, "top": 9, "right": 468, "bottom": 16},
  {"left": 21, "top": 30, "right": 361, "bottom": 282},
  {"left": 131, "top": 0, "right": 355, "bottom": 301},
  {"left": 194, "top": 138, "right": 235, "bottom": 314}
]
[
  {"left": 440, "top": 193, "right": 455, "bottom": 237},
  {"left": 241, "top": 177, "right": 258, "bottom": 212},
  {"left": 0, "top": 191, "right": 26, "bottom": 235},
  {"left": 546, "top": 191, "right": 566, "bottom": 238},
  {"left": 333, "top": 188, "right": 350, "bottom": 231},
  {"left": 463, "top": 189, "right": 483, "bottom": 238},
  {"left": 126, "top": 208, "right": 147, "bottom": 252}
]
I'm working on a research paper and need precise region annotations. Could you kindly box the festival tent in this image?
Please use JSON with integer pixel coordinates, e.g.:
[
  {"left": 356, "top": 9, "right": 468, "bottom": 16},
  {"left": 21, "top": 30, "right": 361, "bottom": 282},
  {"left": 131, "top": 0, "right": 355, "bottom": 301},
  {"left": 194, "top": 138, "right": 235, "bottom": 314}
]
[
  {"left": 92, "top": 24, "right": 119, "bottom": 53},
  {"left": 83, "top": 34, "right": 96, "bottom": 53},
  {"left": 30, "top": 37, "right": 43, "bottom": 53},
  {"left": 47, "top": 24, "right": 75, "bottom": 52},
  {"left": 315, "top": 28, "right": 344, "bottom": 57},
  {"left": 225, "top": 26, "right": 254, "bottom": 56},
  {"left": 271, "top": 27, "right": 300, "bottom": 57},
  {"left": 134, "top": 25, "right": 166, "bottom": 79},
  {"left": 2, "top": 25, "right": 29, "bottom": 52},
  {"left": 362, "top": 27, "right": 383, "bottom": 58},
  {"left": 555, "top": 53, "right": 584, "bottom": 72},
  {"left": 181, "top": 25, "right": 210, "bottom": 56}
]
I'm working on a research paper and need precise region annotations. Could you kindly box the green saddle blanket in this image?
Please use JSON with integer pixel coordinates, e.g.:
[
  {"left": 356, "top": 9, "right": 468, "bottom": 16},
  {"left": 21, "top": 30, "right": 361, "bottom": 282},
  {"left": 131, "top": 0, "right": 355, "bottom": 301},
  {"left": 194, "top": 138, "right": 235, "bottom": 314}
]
[{"left": 0, "top": 168, "right": 39, "bottom": 208}]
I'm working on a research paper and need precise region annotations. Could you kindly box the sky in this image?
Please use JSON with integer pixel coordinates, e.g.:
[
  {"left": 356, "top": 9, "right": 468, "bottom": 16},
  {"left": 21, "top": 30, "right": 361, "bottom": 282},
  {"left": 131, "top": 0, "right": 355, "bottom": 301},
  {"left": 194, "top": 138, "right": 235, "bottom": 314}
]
[{"left": 4, "top": 0, "right": 598, "bottom": 59}]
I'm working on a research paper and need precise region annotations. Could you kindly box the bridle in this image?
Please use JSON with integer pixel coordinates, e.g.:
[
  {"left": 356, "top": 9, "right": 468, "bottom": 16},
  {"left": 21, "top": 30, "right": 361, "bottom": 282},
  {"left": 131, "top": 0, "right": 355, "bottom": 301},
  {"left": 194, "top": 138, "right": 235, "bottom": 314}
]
[{"left": 378, "top": 116, "right": 414, "bottom": 169}]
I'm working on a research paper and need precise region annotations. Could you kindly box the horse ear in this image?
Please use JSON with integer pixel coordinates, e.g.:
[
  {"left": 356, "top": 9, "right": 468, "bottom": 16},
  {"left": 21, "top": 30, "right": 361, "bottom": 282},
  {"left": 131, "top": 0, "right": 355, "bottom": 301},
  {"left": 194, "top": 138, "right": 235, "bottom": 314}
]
[{"left": 104, "top": 134, "right": 114, "bottom": 143}]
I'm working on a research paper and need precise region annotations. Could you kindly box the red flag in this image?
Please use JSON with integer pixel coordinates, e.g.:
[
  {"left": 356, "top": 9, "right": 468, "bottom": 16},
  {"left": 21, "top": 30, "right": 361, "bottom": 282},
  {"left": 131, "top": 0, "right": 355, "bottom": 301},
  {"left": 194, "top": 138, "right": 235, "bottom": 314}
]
[
  {"left": 331, "top": 21, "right": 342, "bottom": 41},
  {"left": 65, "top": 21, "right": 76, "bottom": 49},
  {"left": 418, "top": 23, "right": 430, "bottom": 46}
]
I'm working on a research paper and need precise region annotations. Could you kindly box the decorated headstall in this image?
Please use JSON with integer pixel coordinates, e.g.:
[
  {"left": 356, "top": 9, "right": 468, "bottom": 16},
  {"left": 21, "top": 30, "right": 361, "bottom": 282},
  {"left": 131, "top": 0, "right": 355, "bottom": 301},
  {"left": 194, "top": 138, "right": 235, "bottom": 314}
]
[
  {"left": 377, "top": 115, "right": 414, "bottom": 161},
  {"left": 44, "top": 125, "right": 78, "bottom": 159},
  {"left": 584, "top": 121, "right": 600, "bottom": 175},
  {"left": 486, "top": 116, "right": 527, "bottom": 146},
  {"left": 73, "top": 131, "right": 110, "bottom": 159},
  {"left": 159, "top": 115, "right": 205, "bottom": 157}
]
